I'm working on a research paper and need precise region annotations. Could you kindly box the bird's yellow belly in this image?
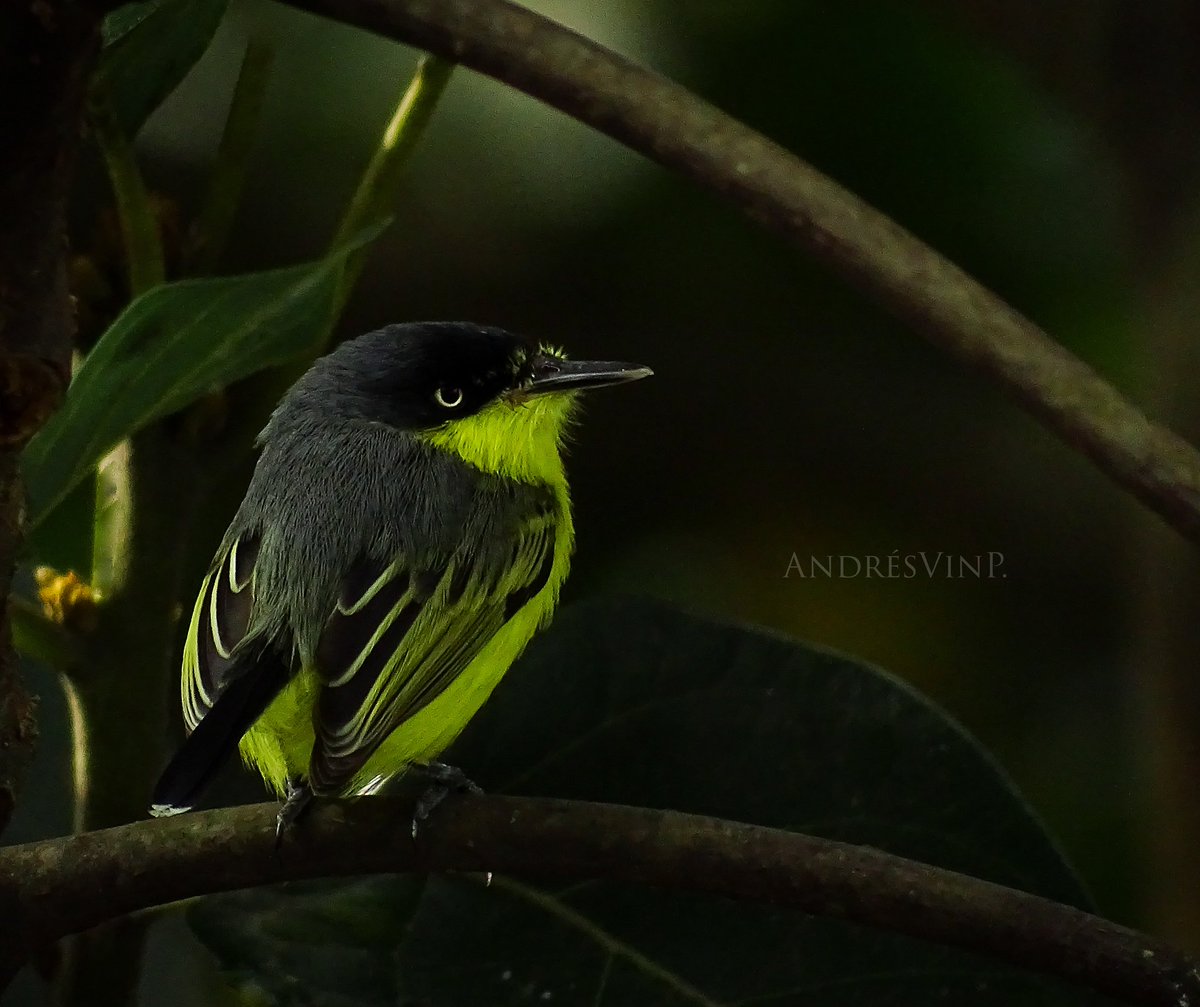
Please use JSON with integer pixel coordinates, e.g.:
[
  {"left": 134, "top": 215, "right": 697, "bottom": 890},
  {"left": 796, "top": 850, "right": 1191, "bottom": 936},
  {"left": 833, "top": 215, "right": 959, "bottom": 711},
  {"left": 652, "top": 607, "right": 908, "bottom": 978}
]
[{"left": 239, "top": 519, "right": 571, "bottom": 797}]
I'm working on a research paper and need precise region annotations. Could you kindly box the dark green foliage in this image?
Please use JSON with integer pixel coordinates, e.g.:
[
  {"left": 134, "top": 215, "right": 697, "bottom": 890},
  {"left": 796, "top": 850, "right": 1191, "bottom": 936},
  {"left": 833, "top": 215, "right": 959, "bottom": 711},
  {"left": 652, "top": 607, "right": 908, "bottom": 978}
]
[
  {"left": 190, "top": 599, "right": 1103, "bottom": 1006},
  {"left": 97, "top": 0, "right": 230, "bottom": 135},
  {"left": 189, "top": 877, "right": 425, "bottom": 1007},
  {"left": 22, "top": 226, "right": 381, "bottom": 529}
]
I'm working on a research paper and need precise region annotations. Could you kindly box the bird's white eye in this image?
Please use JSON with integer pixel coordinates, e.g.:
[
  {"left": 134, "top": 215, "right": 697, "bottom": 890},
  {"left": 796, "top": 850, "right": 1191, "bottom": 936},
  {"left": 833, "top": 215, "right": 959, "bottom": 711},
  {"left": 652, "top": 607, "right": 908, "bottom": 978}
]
[{"left": 435, "top": 386, "right": 464, "bottom": 409}]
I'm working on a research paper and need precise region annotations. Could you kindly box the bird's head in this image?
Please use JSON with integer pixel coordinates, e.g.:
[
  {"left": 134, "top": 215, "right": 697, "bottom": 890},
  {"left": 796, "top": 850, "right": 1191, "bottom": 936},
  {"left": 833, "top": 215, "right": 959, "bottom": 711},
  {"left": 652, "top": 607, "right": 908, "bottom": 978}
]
[{"left": 287, "top": 322, "right": 651, "bottom": 482}]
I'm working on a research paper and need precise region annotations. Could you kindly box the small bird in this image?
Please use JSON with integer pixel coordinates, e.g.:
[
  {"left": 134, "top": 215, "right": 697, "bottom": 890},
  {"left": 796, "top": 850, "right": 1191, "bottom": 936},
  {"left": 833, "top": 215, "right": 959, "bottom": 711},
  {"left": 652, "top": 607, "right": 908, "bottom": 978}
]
[{"left": 149, "top": 321, "right": 651, "bottom": 833}]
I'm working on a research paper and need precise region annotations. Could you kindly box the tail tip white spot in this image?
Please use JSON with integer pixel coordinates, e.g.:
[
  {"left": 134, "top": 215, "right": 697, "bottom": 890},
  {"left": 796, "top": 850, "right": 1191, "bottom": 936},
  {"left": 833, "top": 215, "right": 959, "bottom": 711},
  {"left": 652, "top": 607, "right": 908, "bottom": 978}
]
[{"left": 149, "top": 803, "right": 191, "bottom": 819}]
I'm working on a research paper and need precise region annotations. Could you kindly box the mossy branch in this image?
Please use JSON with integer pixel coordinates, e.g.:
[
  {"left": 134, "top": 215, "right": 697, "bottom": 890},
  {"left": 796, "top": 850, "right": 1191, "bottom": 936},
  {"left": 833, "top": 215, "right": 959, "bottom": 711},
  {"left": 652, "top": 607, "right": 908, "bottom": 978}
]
[{"left": 1, "top": 797, "right": 1197, "bottom": 1006}]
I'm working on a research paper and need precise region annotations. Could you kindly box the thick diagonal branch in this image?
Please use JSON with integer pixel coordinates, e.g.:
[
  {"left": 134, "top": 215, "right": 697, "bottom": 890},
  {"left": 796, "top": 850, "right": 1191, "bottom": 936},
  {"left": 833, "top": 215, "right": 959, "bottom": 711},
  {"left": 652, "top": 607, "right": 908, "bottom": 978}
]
[
  {"left": 280, "top": 0, "right": 1200, "bottom": 541},
  {"left": 1, "top": 797, "right": 1197, "bottom": 1006}
]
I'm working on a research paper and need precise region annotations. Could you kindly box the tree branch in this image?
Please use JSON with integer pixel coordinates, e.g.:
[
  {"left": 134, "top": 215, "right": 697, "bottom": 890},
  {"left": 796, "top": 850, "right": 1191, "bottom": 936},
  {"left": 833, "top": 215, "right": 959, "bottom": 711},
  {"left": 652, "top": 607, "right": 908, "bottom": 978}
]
[
  {"left": 277, "top": 0, "right": 1200, "bottom": 541},
  {"left": 0, "top": 796, "right": 1196, "bottom": 1005}
]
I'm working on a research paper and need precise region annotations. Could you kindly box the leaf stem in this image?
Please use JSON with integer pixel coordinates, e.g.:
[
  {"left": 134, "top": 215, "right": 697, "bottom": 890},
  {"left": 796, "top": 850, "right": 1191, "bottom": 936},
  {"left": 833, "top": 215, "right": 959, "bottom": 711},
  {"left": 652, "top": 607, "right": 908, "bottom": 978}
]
[
  {"left": 331, "top": 53, "right": 454, "bottom": 310},
  {"left": 220, "top": 57, "right": 451, "bottom": 441},
  {"left": 187, "top": 38, "right": 275, "bottom": 276},
  {"left": 89, "top": 88, "right": 164, "bottom": 297}
]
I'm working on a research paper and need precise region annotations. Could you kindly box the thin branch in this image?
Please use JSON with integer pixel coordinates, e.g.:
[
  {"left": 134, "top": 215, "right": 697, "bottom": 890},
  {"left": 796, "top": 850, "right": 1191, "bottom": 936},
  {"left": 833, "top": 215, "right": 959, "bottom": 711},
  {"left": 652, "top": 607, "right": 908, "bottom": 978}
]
[
  {"left": 277, "top": 0, "right": 1200, "bottom": 541},
  {"left": 1, "top": 797, "right": 1198, "bottom": 1006}
]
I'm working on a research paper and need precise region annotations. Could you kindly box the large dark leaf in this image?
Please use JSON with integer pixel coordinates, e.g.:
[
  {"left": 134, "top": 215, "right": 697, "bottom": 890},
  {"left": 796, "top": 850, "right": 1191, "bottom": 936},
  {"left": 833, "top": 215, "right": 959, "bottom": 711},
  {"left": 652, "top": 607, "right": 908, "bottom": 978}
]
[
  {"left": 97, "top": 0, "right": 229, "bottom": 135},
  {"left": 22, "top": 227, "right": 382, "bottom": 530},
  {"left": 190, "top": 598, "right": 1106, "bottom": 1006},
  {"left": 189, "top": 877, "right": 425, "bottom": 1007}
]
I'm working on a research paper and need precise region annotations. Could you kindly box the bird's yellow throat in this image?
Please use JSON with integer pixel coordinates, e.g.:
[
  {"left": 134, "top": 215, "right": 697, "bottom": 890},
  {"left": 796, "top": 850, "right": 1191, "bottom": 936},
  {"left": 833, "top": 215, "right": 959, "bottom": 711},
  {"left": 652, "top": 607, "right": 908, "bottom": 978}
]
[{"left": 421, "top": 391, "right": 577, "bottom": 485}]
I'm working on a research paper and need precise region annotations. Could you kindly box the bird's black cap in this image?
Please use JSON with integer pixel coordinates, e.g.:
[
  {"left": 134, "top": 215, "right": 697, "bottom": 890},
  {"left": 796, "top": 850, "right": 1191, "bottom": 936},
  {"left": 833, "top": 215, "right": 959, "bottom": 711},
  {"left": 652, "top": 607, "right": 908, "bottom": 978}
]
[{"left": 291, "top": 322, "right": 650, "bottom": 431}]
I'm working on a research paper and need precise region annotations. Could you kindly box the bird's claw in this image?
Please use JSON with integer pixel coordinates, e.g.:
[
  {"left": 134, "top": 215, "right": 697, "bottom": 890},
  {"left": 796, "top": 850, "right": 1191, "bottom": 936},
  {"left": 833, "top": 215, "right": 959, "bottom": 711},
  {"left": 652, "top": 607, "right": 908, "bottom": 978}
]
[
  {"left": 409, "top": 762, "right": 482, "bottom": 839},
  {"left": 275, "top": 778, "right": 313, "bottom": 848}
]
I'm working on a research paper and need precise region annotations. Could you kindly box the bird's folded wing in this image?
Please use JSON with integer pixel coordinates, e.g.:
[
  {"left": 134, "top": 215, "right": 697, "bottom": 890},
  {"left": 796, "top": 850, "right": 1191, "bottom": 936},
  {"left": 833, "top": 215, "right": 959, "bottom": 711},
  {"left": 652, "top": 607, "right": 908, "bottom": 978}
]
[
  {"left": 182, "top": 533, "right": 262, "bottom": 733},
  {"left": 155, "top": 532, "right": 289, "bottom": 816},
  {"left": 309, "top": 508, "right": 558, "bottom": 793}
]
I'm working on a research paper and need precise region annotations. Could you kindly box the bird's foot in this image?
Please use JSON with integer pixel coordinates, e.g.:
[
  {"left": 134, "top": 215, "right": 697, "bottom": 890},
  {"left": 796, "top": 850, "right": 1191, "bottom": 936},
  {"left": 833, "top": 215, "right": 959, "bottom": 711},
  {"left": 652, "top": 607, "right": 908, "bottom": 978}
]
[
  {"left": 409, "top": 761, "right": 482, "bottom": 839},
  {"left": 275, "top": 778, "right": 313, "bottom": 848}
]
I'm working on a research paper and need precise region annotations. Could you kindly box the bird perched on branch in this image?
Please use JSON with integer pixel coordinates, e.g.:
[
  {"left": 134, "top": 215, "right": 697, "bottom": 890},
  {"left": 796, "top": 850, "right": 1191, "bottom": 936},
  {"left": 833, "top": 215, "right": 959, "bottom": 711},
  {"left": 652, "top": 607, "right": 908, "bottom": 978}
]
[{"left": 149, "top": 321, "right": 651, "bottom": 834}]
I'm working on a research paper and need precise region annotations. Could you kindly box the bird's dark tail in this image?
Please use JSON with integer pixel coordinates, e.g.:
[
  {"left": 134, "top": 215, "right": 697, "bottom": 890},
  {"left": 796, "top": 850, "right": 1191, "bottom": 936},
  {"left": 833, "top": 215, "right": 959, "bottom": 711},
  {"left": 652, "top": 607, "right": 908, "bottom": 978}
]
[{"left": 149, "top": 651, "right": 290, "bottom": 817}]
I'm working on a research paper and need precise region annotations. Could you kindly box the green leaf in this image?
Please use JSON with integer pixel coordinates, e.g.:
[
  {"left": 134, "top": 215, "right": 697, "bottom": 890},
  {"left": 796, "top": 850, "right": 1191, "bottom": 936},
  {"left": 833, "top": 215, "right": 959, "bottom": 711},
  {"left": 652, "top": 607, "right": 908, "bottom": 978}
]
[
  {"left": 97, "top": 0, "right": 229, "bottom": 135},
  {"left": 190, "top": 599, "right": 1106, "bottom": 1006},
  {"left": 190, "top": 877, "right": 424, "bottom": 1007},
  {"left": 22, "top": 226, "right": 383, "bottom": 531}
]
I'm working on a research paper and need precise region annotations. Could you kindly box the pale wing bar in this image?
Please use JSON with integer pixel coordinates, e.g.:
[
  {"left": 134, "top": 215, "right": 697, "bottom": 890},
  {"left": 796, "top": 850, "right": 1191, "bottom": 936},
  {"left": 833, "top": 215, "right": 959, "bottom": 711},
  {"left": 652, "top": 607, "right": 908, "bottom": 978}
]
[{"left": 182, "top": 534, "right": 260, "bottom": 733}]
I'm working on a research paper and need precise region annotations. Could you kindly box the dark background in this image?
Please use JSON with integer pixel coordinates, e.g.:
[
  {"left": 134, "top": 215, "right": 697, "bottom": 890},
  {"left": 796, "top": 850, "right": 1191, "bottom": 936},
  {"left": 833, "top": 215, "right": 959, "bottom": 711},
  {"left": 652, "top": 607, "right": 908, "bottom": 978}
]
[{"left": 9, "top": 0, "right": 1200, "bottom": 1001}]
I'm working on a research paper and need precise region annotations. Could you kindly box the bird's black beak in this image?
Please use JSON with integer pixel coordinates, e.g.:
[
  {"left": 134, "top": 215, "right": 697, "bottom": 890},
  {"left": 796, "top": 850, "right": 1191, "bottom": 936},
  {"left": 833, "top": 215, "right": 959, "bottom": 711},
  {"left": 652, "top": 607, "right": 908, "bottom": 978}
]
[{"left": 526, "top": 356, "right": 653, "bottom": 394}]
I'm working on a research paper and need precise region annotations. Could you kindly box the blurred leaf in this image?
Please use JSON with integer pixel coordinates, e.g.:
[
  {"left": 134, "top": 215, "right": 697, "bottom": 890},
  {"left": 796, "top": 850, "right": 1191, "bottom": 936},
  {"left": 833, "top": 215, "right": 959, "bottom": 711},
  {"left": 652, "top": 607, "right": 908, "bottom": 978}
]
[
  {"left": 97, "top": 0, "right": 229, "bottom": 135},
  {"left": 22, "top": 224, "right": 384, "bottom": 531},
  {"left": 191, "top": 599, "right": 1105, "bottom": 1006},
  {"left": 9, "top": 596, "right": 79, "bottom": 670},
  {"left": 190, "top": 877, "right": 425, "bottom": 1007},
  {"left": 100, "top": 4, "right": 156, "bottom": 47},
  {"left": 25, "top": 478, "right": 96, "bottom": 575}
]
